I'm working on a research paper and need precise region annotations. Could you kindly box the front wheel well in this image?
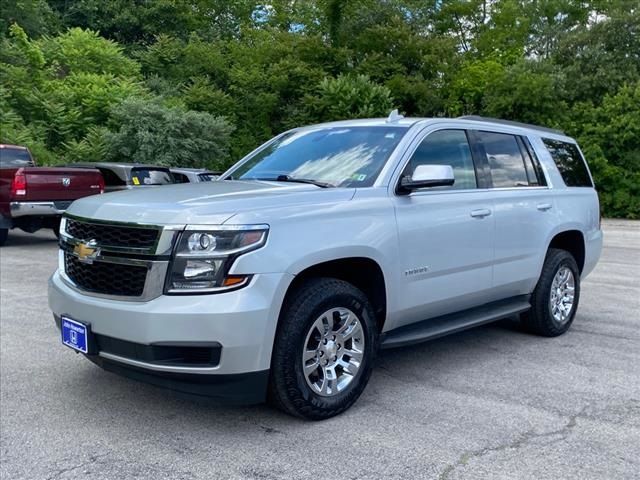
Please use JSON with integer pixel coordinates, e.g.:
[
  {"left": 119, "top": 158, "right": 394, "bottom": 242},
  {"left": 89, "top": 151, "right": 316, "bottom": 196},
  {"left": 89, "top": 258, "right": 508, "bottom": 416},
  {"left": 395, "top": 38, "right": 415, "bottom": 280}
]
[
  {"left": 548, "top": 230, "right": 585, "bottom": 273},
  {"left": 284, "top": 257, "right": 387, "bottom": 332}
]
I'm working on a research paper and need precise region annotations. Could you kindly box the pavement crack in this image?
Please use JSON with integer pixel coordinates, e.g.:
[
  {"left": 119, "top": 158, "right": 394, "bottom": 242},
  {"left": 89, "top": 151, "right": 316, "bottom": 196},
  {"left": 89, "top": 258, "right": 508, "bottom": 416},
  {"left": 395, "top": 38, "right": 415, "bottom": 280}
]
[
  {"left": 45, "top": 453, "right": 110, "bottom": 480},
  {"left": 438, "top": 408, "right": 585, "bottom": 480}
]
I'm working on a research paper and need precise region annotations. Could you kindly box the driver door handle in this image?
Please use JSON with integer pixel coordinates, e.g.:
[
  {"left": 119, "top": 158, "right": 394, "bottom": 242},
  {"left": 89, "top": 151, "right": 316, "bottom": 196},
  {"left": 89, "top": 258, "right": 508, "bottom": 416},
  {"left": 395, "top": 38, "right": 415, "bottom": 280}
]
[
  {"left": 537, "top": 203, "right": 553, "bottom": 211},
  {"left": 470, "top": 208, "right": 492, "bottom": 218}
]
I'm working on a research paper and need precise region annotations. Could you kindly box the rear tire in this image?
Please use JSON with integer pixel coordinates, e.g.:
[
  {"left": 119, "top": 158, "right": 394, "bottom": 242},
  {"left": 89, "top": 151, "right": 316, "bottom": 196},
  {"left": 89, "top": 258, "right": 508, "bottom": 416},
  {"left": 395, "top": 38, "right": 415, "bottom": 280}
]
[
  {"left": 0, "top": 228, "right": 7, "bottom": 246},
  {"left": 268, "top": 278, "right": 378, "bottom": 420},
  {"left": 522, "top": 248, "right": 580, "bottom": 337}
]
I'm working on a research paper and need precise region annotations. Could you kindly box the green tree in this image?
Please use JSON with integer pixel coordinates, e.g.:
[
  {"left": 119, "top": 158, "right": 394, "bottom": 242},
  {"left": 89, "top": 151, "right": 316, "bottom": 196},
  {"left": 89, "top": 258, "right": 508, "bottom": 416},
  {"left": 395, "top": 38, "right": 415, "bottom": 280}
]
[
  {"left": 307, "top": 74, "right": 395, "bottom": 121},
  {"left": 105, "top": 98, "right": 234, "bottom": 169}
]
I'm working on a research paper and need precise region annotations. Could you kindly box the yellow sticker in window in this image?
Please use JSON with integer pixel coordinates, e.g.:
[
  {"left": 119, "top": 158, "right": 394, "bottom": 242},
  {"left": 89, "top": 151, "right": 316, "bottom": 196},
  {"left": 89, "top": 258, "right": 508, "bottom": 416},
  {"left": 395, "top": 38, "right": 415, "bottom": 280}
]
[{"left": 132, "top": 177, "right": 140, "bottom": 185}]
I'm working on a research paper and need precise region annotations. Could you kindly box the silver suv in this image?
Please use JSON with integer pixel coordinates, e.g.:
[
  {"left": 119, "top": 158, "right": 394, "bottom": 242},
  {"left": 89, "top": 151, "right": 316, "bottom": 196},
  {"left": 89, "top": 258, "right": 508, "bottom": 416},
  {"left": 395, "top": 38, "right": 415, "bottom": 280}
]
[{"left": 49, "top": 114, "right": 602, "bottom": 419}]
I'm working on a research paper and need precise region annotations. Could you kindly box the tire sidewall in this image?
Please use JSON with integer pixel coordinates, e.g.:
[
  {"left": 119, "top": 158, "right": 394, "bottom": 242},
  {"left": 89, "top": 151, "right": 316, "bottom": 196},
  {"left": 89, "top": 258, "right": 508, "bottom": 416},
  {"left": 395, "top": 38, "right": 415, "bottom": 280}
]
[
  {"left": 273, "top": 279, "right": 378, "bottom": 418},
  {"left": 534, "top": 250, "right": 581, "bottom": 335}
]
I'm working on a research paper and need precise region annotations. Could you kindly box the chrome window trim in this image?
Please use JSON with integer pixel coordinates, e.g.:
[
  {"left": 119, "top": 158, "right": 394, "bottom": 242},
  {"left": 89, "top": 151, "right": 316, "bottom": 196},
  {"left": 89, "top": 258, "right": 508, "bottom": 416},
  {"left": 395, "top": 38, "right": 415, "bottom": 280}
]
[{"left": 403, "top": 185, "right": 550, "bottom": 198}]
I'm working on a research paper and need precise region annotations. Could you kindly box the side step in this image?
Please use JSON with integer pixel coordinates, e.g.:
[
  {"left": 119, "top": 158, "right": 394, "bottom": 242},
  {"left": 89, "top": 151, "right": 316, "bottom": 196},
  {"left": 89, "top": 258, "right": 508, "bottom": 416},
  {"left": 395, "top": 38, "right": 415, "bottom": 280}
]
[{"left": 381, "top": 296, "right": 531, "bottom": 350}]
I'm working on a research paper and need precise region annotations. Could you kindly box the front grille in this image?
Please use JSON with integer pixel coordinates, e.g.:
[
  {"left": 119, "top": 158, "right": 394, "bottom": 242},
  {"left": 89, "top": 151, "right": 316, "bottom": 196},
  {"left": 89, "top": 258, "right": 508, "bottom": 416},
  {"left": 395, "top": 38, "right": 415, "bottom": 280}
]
[
  {"left": 65, "top": 218, "right": 159, "bottom": 249},
  {"left": 64, "top": 253, "right": 147, "bottom": 297}
]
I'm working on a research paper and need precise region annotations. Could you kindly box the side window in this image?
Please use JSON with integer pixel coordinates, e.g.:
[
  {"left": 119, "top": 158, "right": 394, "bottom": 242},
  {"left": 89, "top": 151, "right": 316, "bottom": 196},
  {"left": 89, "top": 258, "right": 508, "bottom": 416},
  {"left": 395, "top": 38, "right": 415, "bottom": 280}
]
[
  {"left": 542, "top": 138, "right": 593, "bottom": 187},
  {"left": 172, "top": 172, "right": 189, "bottom": 183},
  {"left": 519, "top": 137, "right": 547, "bottom": 187},
  {"left": 477, "top": 131, "right": 529, "bottom": 188},
  {"left": 405, "top": 129, "right": 477, "bottom": 190},
  {"left": 97, "top": 168, "right": 126, "bottom": 187}
]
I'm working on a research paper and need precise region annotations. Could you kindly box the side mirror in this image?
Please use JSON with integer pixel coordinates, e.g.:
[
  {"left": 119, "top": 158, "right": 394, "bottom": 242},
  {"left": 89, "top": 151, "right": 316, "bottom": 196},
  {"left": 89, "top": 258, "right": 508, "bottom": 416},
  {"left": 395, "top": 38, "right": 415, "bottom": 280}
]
[{"left": 398, "top": 164, "right": 455, "bottom": 194}]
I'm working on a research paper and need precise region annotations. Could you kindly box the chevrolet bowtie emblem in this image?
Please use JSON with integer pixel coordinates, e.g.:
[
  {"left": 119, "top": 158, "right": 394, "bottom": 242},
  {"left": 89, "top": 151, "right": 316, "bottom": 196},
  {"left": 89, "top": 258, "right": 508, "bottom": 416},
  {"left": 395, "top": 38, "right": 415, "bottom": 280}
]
[{"left": 73, "top": 240, "right": 99, "bottom": 263}]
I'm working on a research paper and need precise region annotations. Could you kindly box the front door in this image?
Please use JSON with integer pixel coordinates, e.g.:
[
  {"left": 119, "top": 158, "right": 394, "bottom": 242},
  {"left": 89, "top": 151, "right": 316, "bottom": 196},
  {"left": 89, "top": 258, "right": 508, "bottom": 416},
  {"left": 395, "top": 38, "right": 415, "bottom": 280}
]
[{"left": 392, "top": 129, "right": 495, "bottom": 329}]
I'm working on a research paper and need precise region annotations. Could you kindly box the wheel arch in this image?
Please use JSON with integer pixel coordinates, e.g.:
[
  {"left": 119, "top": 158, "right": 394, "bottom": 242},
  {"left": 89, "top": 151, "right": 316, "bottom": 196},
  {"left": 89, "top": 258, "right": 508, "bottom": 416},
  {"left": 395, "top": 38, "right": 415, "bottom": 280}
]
[
  {"left": 281, "top": 256, "right": 388, "bottom": 333},
  {"left": 546, "top": 229, "right": 586, "bottom": 274}
]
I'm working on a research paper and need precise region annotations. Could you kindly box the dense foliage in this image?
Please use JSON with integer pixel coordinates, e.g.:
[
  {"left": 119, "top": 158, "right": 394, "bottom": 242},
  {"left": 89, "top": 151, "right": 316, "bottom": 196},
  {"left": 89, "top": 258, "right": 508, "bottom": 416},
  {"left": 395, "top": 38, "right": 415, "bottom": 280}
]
[{"left": 1, "top": 1, "right": 638, "bottom": 217}]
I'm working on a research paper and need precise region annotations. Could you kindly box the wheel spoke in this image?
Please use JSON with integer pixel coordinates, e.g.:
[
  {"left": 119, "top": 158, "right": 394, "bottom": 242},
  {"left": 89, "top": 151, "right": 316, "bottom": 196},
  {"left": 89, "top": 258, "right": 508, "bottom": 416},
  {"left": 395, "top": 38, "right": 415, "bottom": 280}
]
[
  {"left": 304, "top": 359, "right": 320, "bottom": 376},
  {"left": 302, "top": 307, "right": 366, "bottom": 397}
]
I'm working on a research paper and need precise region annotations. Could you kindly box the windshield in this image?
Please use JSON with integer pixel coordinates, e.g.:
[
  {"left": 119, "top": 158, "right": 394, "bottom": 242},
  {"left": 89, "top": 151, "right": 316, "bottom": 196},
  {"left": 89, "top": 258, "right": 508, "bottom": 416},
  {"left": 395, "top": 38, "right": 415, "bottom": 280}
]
[
  {"left": 131, "top": 168, "right": 173, "bottom": 186},
  {"left": 228, "top": 126, "right": 409, "bottom": 187},
  {"left": 0, "top": 147, "right": 34, "bottom": 168}
]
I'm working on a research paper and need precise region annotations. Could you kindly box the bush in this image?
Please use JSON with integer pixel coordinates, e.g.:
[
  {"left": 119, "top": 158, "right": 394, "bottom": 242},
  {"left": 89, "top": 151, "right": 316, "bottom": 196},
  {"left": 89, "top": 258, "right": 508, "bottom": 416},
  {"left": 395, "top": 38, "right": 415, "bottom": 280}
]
[
  {"left": 104, "top": 98, "right": 234, "bottom": 169},
  {"left": 308, "top": 74, "right": 395, "bottom": 121}
]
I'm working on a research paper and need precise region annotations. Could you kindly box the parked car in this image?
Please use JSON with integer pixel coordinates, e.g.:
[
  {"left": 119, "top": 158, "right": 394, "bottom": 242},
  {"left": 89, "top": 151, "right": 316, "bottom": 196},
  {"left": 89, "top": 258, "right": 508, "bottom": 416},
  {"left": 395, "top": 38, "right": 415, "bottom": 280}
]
[
  {"left": 170, "top": 168, "right": 221, "bottom": 183},
  {"left": 68, "top": 162, "right": 174, "bottom": 192},
  {"left": 0, "top": 144, "right": 104, "bottom": 245},
  {"left": 49, "top": 114, "right": 602, "bottom": 419}
]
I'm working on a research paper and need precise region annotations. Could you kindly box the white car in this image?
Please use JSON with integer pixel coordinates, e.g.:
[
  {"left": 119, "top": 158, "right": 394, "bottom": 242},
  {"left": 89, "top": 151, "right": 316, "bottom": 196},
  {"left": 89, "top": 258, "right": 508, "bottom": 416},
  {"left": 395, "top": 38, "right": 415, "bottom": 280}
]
[
  {"left": 170, "top": 168, "right": 221, "bottom": 183},
  {"left": 49, "top": 114, "right": 602, "bottom": 419}
]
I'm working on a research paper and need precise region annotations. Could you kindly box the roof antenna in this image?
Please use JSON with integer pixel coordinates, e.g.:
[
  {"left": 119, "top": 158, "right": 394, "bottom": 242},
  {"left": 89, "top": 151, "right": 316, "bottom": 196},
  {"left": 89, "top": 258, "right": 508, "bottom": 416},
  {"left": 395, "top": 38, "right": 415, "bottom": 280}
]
[{"left": 386, "top": 109, "right": 404, "bottom": 123}]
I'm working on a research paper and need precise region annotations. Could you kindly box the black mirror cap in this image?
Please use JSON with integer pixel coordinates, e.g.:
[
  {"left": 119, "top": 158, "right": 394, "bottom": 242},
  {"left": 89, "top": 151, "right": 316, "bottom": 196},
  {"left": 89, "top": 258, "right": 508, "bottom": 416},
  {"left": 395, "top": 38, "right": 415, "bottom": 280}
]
[{"left": 396, "top": 176, "right": 455, "bottom": 195}]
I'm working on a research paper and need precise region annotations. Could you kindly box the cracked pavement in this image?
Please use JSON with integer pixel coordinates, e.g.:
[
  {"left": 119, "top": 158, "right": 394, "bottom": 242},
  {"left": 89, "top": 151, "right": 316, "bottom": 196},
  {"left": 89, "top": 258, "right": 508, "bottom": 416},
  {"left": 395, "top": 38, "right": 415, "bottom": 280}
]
[{"left": 1, "top": 220, "right": 639, "bottom": 479}]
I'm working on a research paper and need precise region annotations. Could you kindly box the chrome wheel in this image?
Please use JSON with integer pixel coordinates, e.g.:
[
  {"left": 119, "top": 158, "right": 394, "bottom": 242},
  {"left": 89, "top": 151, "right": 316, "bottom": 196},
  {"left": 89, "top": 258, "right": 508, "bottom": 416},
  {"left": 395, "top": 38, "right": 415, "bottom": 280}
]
[
  {"left": 302, "top": 307, "right": 365, "bottom": 397},
  {"left": 549, "top": 266, "right": 575, "bottom": 324}
]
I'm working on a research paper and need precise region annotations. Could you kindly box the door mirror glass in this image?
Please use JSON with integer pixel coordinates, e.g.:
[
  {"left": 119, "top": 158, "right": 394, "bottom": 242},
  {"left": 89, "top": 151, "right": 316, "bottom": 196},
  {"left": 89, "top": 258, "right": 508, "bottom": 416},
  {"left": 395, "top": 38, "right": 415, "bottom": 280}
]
[{"left": 399, "top": 164, "right": 455, "bottom": 193}]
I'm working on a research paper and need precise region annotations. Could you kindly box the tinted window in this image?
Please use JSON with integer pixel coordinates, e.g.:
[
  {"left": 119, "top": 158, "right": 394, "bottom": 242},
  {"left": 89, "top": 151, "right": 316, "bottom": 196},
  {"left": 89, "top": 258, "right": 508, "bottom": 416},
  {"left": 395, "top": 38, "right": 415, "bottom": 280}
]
[
  {"left": 542, "top": 138, "right": 592, "bottom": 187},
  {"left": 405, "top": 130, "right": 477, "bottom": 190},
  {"left": 478, "top": 131, "right": 529, "bottom": 188},
  {"left": 230, "top": 126, "right": 408, "bottom": 187},
  {"left": 519, "top": 137, "right": 546, "bottom": 186},
  {"left": 97, "top": 168, "right": 126, "bottom": 186},
  {"left": 172, "top": 172, "right": 189, "bottom": 183},
  {"left": 198, "top": 173, "right": 217, "bottom": 181},
  {"left": 131, "top": 168, "right": 173, "bottom": 185},
  {"left": 0, "top": 147, "right": 34, "bottom": 168}
]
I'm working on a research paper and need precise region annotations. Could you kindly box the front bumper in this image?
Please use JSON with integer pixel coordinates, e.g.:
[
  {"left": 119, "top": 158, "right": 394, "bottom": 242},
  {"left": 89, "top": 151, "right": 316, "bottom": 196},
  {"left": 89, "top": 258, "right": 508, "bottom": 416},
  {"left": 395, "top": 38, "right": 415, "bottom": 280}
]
[
  {"left": 49, "top": 269, "right": 293, "bottom": 401},
  {"left": 10, "top": 201, "right": 71, "bottom": 217}
]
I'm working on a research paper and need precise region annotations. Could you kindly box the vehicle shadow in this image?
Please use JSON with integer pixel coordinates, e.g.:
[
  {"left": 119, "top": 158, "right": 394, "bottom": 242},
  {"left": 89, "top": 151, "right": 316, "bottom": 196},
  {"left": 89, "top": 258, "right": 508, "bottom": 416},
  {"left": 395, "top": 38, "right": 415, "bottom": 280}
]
[
  {"left": 1, "top": 229, "right": 58, "bottom": 248},
  {"left": 67, "top": 317, "right": 528, "bottom": 431}
]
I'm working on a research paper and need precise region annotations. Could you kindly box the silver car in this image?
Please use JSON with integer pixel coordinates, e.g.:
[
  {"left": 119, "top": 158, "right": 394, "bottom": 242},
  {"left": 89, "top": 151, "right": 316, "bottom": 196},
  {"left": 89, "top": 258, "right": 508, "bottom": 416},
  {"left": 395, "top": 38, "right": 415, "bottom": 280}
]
[{"left": 49, "top": 114, "right": 602, "bottom": 419}]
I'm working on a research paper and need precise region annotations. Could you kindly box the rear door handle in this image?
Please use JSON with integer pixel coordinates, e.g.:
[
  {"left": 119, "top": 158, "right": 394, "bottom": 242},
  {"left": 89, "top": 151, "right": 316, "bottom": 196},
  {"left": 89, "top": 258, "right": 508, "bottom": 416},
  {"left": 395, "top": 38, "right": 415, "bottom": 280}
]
[
  {"left": 470, "top": 208, "right": 492, "bottom": 218},
  {"left": 537, "top": 203, "right": 553, "bottom": 211}
]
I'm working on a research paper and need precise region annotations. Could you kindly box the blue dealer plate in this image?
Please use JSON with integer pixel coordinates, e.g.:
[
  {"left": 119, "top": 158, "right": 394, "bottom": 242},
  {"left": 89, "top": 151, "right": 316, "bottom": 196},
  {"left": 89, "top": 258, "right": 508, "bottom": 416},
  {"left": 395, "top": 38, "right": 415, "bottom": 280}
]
[{"left": 61, "top": 316, "right": 88, "bottom": 353}]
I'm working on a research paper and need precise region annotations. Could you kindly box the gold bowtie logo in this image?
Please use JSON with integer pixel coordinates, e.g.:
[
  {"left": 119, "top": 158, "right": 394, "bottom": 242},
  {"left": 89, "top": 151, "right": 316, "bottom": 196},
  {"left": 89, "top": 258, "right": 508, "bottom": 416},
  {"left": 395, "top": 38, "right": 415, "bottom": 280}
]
[{"left": 73, "top": 241, "right": 99, "bottom": 262}]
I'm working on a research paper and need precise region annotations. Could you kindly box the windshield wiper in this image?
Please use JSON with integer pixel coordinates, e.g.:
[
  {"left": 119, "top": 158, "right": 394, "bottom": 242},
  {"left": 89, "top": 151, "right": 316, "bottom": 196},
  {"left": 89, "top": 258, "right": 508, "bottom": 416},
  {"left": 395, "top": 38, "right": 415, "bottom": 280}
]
[{"left": 258, "top": 175, "right": 333, "bottom": 188}]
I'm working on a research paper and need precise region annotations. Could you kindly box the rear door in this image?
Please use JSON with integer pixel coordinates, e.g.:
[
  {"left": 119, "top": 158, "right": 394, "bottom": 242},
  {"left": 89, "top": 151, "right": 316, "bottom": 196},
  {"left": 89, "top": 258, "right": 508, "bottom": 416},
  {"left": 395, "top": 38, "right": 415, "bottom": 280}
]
[
  {"left": 392, "top": 128, "right": 496, "bottom": 328},
  {"left": 469, "top": 130, "right": 554, "bottom": 297}
]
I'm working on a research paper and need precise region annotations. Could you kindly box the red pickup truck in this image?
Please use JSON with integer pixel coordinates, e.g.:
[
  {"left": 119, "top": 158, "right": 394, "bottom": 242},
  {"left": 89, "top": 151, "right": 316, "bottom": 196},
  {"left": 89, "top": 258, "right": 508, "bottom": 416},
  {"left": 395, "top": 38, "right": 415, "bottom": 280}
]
[{"left": 0, "top": 144, "right": 104, "bottom": 246}]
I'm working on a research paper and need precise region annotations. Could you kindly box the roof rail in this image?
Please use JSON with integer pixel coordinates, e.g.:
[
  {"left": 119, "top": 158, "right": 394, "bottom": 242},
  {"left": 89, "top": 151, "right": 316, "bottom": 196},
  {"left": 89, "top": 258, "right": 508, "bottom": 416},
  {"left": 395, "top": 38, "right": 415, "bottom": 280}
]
[{"left": 457, "top": 115, "right": 565, "bottom": 136}]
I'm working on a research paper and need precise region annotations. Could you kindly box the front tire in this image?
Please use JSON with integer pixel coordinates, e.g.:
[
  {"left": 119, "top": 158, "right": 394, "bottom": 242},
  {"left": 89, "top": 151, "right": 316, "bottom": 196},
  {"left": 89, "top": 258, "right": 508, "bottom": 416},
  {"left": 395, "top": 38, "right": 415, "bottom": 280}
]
[
  {"left": 0, "top": 228, "right": 7, "bottom": 246},
  {"left": 268, "top": 278, "right": 378, "bottom": 420},
  {"left": 522, "top": 248, "right": 580, "bottom": 337}
]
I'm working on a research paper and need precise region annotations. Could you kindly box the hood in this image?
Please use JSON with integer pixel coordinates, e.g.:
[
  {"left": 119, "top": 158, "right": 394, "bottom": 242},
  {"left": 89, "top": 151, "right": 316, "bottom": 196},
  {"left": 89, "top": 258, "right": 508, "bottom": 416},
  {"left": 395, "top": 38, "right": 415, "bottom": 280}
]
[{"left": 66, "top": 180, "right": 356, "bottom": 225}]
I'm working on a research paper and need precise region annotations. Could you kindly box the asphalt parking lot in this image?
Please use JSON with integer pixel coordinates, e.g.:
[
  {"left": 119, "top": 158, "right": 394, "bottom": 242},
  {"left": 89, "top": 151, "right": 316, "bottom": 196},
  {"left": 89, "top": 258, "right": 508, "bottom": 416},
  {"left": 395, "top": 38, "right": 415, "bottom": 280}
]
[{"left": 1, "top": 220, "right": 639, "bottom": 480}]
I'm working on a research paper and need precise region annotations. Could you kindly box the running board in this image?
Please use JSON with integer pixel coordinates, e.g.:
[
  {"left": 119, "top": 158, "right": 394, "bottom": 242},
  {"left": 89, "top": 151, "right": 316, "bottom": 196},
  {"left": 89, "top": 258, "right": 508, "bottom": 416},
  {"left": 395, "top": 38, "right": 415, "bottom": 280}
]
[{"left": 380, "top": 296, "right": 531, "bottom": 350}]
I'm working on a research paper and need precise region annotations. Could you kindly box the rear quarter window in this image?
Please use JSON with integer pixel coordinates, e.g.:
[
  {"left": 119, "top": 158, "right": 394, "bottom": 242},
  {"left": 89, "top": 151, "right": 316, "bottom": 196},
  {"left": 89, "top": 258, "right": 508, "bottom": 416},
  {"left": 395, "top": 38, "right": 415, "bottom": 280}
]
[{"left": 542, "top": 139, "right": 593, "bottom": 187}]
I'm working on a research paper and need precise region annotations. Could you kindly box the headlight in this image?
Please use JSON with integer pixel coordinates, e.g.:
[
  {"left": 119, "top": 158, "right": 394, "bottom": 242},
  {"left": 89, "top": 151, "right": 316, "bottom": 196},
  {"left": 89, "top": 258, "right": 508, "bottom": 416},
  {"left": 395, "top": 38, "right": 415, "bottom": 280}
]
[{"left": 165, "top": 225, "right": 268, "bottom": 294}]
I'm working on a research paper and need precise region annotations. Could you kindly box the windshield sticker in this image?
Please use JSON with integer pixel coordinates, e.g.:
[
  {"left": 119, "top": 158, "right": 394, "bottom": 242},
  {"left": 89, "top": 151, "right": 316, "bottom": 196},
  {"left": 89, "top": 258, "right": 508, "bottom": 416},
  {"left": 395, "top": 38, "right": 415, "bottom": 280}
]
[
  {"left": 351, "top": 173, "right": 367, "bottom": 182},
  {"left": 132, "top": 177, "right": 140, "bottom": 185}
]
